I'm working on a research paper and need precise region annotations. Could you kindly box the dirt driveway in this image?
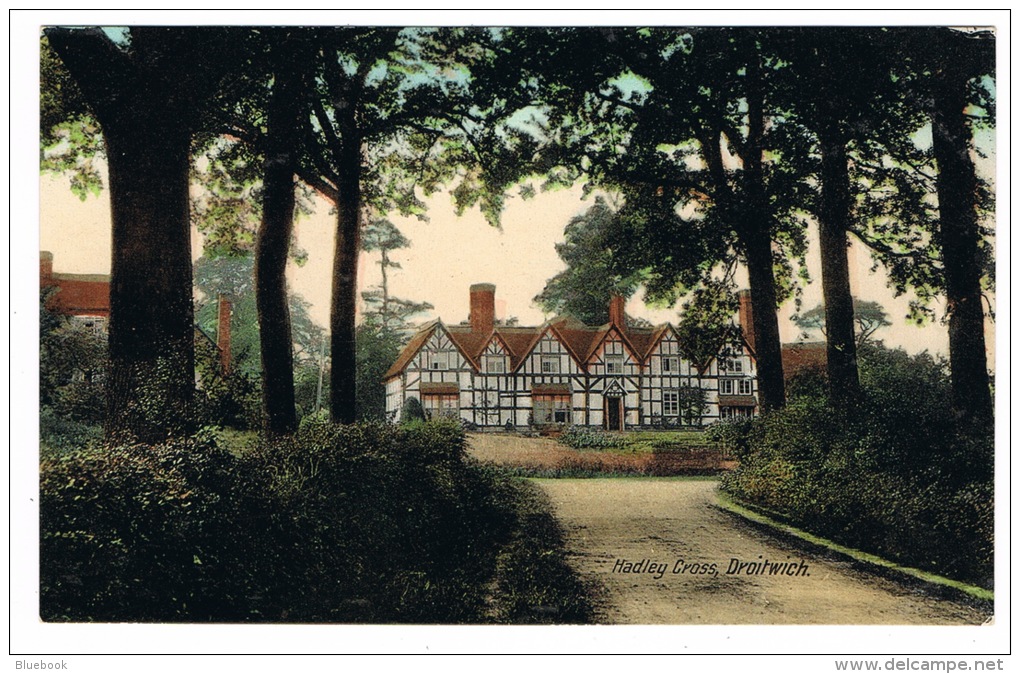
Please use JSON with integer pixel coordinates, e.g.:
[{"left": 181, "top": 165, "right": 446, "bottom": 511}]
[{"left": 533, "top": 478, "right": 990, "bottom": 625}]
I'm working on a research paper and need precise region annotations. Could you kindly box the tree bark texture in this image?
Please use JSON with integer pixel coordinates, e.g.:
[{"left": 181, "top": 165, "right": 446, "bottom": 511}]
[
  {"left": 737, "top": 40, "right": 787, "bottom": 412},
  {"left": 255, "top": 60, "right": 301, "bottom": 436},
  {"left": 817, "top": 123, "right": 861, "bottom": 400},
  {"left": 931, "top": 66, "right": 993, "bottom": 423},
  {"left": 330, "top": 115, "right": 363, "bottom": 425},
  {"left": 47, "top": 28, "right": 201, "bottom": 443},
  {"left": 739, "top": 222, "right": 787, "bottom": 413}
]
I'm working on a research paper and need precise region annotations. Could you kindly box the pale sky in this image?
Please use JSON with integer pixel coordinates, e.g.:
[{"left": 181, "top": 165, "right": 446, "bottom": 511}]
[{"left": 39, "top": 163, "right": 992, "bottom": 366}]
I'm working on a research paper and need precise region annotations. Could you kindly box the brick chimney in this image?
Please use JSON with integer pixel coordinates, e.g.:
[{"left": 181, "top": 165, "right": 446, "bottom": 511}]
[
  {"left": 609, "top": 294, "right": 626, "bottom": 327},
  {"left": 217, "top": 294, "right": 232, "bottom": 375},
  {"left": 469, "top": 283, "right": 496, "bottom": 334},
  {"left": 738, "top": 289, "right": 755, "bottom": 353},
  {"left": 40, "top": 251, "right": 54, "bottom": 285}
]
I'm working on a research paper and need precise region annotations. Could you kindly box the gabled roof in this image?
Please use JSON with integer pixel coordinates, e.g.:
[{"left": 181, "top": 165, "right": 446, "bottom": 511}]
[
  {"left": 383, "top": 320, "right": 440, "bottom": 381},
  {"left": 496, "top": 326, "right": 543, "bottom": 370},
  {"left": 579, "top": 321, "right": 649, "bottom": 365},
  {"left": 630, "top": 324, "right": 672, "bottom": 361}
]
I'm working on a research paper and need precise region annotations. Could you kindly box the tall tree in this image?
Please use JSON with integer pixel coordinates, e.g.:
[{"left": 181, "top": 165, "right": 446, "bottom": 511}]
[
  {"left": 519, "top": 27, "right": 807, "bottom": 411},
  {"left": 926, "top": 29, "right": 995, "bottom": 423},
  {"left": 45, "top": 27, "right": 245, "bottom": 442},
  {"left": 293, "top": 27, "right": 534, "bottom": 423},
  {"left": 254, "top": 36, "right": 308, "bottom": 435},
  {"left": 534, "top": 197, "right": 645, "bottom": 326},
  {"left": 360, "top": 217, "right": 433, "bottom": 332},
  {"left": 792, "top": 299, "right": 892, "bottom": 350}
]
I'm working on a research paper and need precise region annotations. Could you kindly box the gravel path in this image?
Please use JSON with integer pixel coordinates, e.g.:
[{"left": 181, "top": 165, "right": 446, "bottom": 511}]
[{"left": 533, "top": 478, "right": 990, "bottom": 625}]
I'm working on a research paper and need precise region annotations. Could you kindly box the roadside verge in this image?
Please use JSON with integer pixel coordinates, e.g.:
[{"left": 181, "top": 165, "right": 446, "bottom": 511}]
[{"left": 715, "top": 489, "right": 994, "bottom": 611}]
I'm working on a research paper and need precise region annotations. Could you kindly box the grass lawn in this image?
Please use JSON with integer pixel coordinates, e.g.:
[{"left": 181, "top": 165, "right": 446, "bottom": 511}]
[{"left": 611, "top": 429, "right": 718, "bottom": 453}]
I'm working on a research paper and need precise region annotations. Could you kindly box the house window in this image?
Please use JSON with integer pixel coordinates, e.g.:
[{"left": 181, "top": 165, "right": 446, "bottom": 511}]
[
  {"left": 720, "top": 406, "right": 754, "bottom": 420},
  {"left": 429, "top": 352, "right": 449, "bottom": 370},
  {"left": 422, "top": 393, "right": 459, "bottom": 419},
  {"left": 662, "top": 356, "right": 679, "bottom": 374},
  {"left": 541, "top": 356, "right": 559, "bottom": 374},
  {"left": 534, "top": 395, "right": 571, "bottom": 425},
  {"left": 70, "top": 315, "right": 107, "bottom": 336},
  {"left": 721, "top": 358, "right": 743, "bottom": 373},
  {"left": 663, "top": 390, "right": 679, "bottom": 416},
  {"left": 720, "top": 378, "right": 752, "bottom": 395},
  {"left": 605, "top": 355, "right": 624, "bottom": 374},
  {"left": 484, "top": 355, "right": 506, "bottom": 373}
]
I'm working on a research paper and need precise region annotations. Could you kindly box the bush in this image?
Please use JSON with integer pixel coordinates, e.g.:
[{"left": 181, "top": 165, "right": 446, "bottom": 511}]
[
  {"left": 559, "top": 425, "right": 626, "bottom": 450},
  {"left": 39, "top": 407, "right": 103, "bottom": 455},
  {"left": 721, "top": 346, "right": 994, "bottom": 587},
  {"left": 39, "top": 419, "right": 531, "bottom": 623},
  {"left": 400, "top": 396, "right": 426, "bottom": 424}
]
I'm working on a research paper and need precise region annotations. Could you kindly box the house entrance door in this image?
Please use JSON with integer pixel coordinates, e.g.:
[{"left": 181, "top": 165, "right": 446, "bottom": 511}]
[{"left": 605, "top": 396, "right": 623, "bottom": 431}]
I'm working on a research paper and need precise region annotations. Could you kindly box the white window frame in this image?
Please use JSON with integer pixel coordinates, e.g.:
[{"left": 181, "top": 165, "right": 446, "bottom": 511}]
[
  {"left": 429, "top": 351, "right": 450, "bottom": 371},
  {"left": 541, "top": 356, "right": 559, "bottom": 374},
  {"left": 484, "top": 355, "right": 506, "bottom": 373},
  {"left": 663, "top": 390, "right": 679, "bottom": 416},
  {"left": 720, "top": 379, "right": 735, "bottom": 395},
  {"left": 721, "top": 406, "right": 754, "bottom": 420},
  {"left": 737, "top": 379, "right": 753, "bottom": 395},
  {"left": 423, "top": 393, "right": 459, "bottom": 419},
  {"left": 662, "top": 356, "right": 679, "bottom": 374},
  {"left": 533, "top": 395, "right": 571, "bottom": 425},
  {"left": 605, "top": 355, "right": 624, "bottom": 374}
]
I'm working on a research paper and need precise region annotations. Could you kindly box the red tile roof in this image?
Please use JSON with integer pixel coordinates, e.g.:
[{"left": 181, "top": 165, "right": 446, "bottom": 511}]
[
  {"left": 782, "top": 342, "right": 827, "bottom": 379},
  {"left": 383, "top": 321, "right": 440, "bottom": 380}
]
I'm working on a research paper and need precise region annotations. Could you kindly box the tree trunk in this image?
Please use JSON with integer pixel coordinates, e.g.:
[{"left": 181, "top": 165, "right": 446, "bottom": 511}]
[
  {"left": 931, "top": 69, "right": 993, "bottom": 423},
  {"left": 103, "top": 119, "right": 196, "bottom": 443},
  {"left": 255, "top": 61, "right": 301, "bottom": 436},
  {"left": 45, "top": 27, "right": 239, "bottom": 443},
  {"left": 817, "top": 123, "right": 861, "bottom": 400},
  {"left": 330, "top": 119, "right": 363, "bottom": 424},
  {"left": 739, "top": 221, "right": 787, "bottom": 412},
  {"left": 738, "top": 38, "right": 786, "bottom": 413}
]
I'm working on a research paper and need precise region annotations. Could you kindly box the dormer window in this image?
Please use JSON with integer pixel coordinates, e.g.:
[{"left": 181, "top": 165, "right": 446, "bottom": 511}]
[
  {"left": 605, "top": 355, "right": 624, "bottom": 374},
  {"left": 720, "top": 358, "right": 743, "bottom": 373},
  {"left": 484, "top": 355, "right": 507, "bottom": 373},
  {"left": 541, "top": 356, "right": 559, "bottom": 374},
  {"left": 429, "top": 352, "right": 449, "bottom": 370}
]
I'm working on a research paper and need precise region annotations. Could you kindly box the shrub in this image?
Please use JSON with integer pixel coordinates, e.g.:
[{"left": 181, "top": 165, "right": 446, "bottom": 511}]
[
  {"left": 721, "top": 346, "right": 994, "bottom": 587},
  {"left": 39, "top": 407, "right": 103, "bottom": 456},
  {"left": 559, "top": 425, "right": 625, "bottom": 450},
  {"left": 400, "top": 396, "right": 426, "bottom": 424},
  {"left": 40, "top": 419, "right": 526, "bottom": 623},
  {"left": 705, "top": 417, "right": 755, "bottom": 458}
]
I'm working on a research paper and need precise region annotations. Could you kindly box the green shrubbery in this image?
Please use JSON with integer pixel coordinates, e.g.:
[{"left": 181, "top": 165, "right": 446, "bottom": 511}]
[
  {"left": 559, "top": 425, "right": 626, "bottom": 449},
  {"left": 41, "top": 418, "right": 594, "bottom": 622},
  {"left": 40, "top": 419, "right": 527, "bottom": 622},
  {"left": 720, "top": 345, "right": 993, "bottom": 588}
]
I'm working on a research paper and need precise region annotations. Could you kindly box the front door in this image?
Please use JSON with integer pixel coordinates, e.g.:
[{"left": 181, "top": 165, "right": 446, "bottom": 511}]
[{"left": 605, "top": 396, "right": 623, "bottom": 431}]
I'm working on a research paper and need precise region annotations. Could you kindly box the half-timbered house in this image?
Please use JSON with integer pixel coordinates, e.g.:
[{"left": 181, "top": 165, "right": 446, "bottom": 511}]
[{"left": 383, "top": 283, "right": 759, "bottom": 430}]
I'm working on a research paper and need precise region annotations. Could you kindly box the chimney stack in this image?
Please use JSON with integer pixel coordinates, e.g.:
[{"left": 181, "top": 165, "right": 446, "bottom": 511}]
[
  {"left": 609, "top": 294, "right": 626, "bottom": 327},
  {"left": 217, "top": 294, "right": 232, "bottom": 375},
  {"left": 469, "top": 283, "right": 496, "bottom": 334},
  {"left": 40, "top": 251, "right": 54, "bottom": 285},
  {"left": 738, "top": 289, "right": 755, "bottom": 353}
]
